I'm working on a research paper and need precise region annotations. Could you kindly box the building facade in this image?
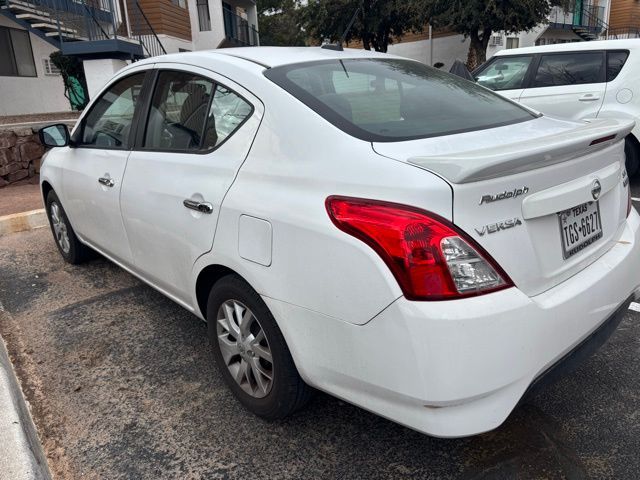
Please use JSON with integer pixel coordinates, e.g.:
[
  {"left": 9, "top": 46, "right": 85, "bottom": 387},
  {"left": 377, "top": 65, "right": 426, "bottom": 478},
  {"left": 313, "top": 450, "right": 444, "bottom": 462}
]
[
  {"left": 0, "top": 0, "right": 259, "bottom": 116},
  {"left": 388, "top": 0, "right": 639, "bottom": 70}
]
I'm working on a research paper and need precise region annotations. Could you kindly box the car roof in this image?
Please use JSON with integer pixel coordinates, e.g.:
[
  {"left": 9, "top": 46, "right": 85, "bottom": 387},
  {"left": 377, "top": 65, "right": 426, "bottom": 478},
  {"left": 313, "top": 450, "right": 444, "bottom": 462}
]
[
  {"left": 135, "top": 46, "right": 402, "bottom": 70},
  {"left": 493, "top": 38, "right": 640, "bottom": 56}
]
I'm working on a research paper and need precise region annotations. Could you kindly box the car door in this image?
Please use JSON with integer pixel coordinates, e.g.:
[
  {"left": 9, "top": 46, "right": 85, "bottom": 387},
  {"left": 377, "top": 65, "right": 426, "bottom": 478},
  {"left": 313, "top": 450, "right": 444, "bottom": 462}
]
[
  {"left": 62, "top": 69, "right": 150, "bottom": 264},
  {"left": 474, "top": 54, "right": 534, "bottom": 101},
  {"left": 120, "top": 65, "right": 263, "bottom": 305},
  {"left": 518, "top": 51, "right": 607, "bottom": 121}
]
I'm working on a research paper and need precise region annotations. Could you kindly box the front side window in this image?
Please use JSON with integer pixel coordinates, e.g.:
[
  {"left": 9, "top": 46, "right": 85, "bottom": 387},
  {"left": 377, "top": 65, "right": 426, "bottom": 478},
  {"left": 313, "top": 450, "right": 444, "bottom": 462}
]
[
  {"left": 533, "top": 52, "right": 604, "bottom": 87},
  {"left": 0, "top": 26, "right": 36, "bottom": 77},
  {"left": 79, "top": 72, "right": 146, "bottom": 148},
  {"left": 606, "top": 50, "right": 629, "bottom": 82},
  {"left": 265, "top": 59, "right": 535, "bottom": 142},
  {"left": 144, "top": 71, "right": 214, "bottom": 151},
  {"left": 476, "top": 55, "right": 533, "bottom": 91}
]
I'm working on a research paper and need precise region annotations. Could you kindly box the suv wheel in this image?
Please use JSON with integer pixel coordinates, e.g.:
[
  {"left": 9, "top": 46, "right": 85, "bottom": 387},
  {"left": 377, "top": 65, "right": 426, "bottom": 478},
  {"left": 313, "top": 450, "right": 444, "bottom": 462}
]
[{"left": 625, "top": 136, "right": 640, "bottom": 177}]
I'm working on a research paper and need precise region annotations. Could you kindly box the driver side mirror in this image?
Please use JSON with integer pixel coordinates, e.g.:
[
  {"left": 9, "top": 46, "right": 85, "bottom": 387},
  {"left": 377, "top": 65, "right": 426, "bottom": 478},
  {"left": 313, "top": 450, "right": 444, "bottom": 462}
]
[{"left": 39, "top": 124, "right": 71, "bottom": 148}]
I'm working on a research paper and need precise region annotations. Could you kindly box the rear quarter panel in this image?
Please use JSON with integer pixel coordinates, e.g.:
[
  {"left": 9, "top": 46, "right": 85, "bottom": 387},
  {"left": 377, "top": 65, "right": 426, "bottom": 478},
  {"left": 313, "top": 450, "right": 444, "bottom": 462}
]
[{"left": 192, "top": 83, "right": 454, "bottom": 325}]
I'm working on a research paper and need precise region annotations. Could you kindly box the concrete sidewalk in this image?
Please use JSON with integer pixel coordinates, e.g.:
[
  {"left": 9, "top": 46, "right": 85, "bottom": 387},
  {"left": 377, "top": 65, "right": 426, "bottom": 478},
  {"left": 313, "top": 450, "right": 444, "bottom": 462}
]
[
  {"left": 0, "top": 313, "right": 51, "bottom": 480},
  {"left": 0, "top": 183, "right": 47, "bottom": 236}
]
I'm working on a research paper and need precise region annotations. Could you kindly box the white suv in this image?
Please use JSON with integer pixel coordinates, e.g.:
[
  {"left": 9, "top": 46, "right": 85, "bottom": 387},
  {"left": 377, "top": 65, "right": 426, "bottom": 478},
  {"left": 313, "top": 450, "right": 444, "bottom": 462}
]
[{"left": 475, "top": 39, "right": 640, "bottom": 176}]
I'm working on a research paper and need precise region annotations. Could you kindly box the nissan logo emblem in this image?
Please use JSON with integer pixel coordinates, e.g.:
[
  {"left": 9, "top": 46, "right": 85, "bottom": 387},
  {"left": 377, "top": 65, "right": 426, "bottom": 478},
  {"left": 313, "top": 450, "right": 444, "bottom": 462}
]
[{"left": 591, "top": 179, "right": 602, "bottom": 201}]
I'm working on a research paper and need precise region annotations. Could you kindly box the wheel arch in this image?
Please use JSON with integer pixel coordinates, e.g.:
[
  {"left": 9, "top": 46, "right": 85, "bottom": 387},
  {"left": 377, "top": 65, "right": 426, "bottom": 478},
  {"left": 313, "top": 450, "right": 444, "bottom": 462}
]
[
  {"left": 41, "top": 180, "right": 54, "bottom": 205},
  {"left": 195, "top": 264, "right": 242, "bottom": 320}
]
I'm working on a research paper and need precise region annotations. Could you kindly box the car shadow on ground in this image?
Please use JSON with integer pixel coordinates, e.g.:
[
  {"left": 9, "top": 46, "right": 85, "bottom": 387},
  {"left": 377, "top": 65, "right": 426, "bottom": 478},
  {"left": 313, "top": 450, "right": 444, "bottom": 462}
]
[{"left": 0, "top": 229, "right": 637, "bottom": 479}]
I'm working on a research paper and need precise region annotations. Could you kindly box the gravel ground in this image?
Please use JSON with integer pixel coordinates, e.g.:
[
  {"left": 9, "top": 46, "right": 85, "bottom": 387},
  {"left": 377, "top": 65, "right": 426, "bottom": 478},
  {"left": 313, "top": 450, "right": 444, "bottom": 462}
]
[{"left": 0, "top": 224, "right": 639, "bottom": 480}]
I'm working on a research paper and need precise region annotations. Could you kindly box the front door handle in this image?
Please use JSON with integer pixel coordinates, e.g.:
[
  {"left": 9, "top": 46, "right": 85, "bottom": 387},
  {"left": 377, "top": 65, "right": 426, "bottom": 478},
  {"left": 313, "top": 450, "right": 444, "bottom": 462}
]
[
  {"left": 579, "top": 94, "right": 600, "bottom": 102},
  {"left": 183, "top": 199, "right": 213, "bottom": 214},
  {"left": 98, "top": 177, "right": 115, "bottom": 187}
]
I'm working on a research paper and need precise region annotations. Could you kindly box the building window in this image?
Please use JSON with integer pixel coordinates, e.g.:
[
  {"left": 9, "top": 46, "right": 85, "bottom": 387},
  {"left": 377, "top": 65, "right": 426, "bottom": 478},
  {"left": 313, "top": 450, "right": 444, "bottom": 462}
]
[
  {"left": 506, "top": 37, "right": 520, "bottom": 49},
  {"left": 197, "top": 0, "right": 211, "bottom": 31},
  {"left": 43, "top": 58, "right": 60, "bottom": 76},
  {"left": 171, "top": 0, "right": 186, "bottom": 7},
  {"left": 0, "top": 26, "right": 37, "bottom": 77},
  {"left": 489, "top": 35, "right": 503, "bottom": 47}
]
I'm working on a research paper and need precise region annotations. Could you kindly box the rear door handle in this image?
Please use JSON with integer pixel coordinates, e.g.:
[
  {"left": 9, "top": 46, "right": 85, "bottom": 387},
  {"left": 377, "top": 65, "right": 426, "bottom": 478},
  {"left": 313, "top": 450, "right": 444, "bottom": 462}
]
[
  {"left": 579, "top": 94, "right": 600, "bottom": 102},
  {"left": 183, "top": 199, "right": 213, "bottom": 214},
  {"left": 98, "top": 177, "right": 115, "bottom": 187}
]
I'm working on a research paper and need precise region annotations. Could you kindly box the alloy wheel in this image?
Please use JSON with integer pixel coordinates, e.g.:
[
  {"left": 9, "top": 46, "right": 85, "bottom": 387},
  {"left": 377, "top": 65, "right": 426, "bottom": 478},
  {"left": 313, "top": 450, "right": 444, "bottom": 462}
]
[
  {"left": 50, "top": 202, "right": 70, "bottom": 254},
  {"left": 216, "top": 299, "right": 274, "bottom": 398}
]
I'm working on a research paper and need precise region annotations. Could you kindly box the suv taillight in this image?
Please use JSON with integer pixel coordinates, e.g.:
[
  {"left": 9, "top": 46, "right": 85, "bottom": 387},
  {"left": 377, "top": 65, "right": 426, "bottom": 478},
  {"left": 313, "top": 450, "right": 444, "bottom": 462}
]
[{"left": 326, "top": 196, "right": 513, "bottom": 301}]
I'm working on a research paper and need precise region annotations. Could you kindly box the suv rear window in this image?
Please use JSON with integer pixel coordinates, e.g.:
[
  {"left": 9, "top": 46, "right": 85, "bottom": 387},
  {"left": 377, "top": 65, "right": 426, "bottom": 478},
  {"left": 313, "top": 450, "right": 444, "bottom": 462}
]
[
  {"left": 606, "top": 50, "right": 629, "bottom": 82},
  {"left": 533, "top": 52, "right": 604, "bottom": 87},
  {"left": 264, "top": 58, "right": 535, "bottom": 142}
]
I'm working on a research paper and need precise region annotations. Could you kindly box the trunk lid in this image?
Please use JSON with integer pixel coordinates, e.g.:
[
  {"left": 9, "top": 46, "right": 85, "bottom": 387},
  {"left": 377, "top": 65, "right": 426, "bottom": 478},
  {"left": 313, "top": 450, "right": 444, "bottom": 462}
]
[{"left": 373, "top": 116, "right": 635, "bottom": 297}]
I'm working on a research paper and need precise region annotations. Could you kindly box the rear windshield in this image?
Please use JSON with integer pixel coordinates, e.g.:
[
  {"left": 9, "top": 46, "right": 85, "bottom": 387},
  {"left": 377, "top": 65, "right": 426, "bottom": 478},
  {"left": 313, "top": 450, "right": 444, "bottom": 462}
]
[{"left": 264, "top": 58, "right": 536, "bottom": 142}]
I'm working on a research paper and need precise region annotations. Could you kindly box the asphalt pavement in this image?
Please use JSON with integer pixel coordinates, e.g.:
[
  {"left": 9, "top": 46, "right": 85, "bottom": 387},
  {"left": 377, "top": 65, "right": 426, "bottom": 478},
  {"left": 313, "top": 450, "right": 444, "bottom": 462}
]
[{"left": 1, "top": 212, "right": 639, "bottom": 479}]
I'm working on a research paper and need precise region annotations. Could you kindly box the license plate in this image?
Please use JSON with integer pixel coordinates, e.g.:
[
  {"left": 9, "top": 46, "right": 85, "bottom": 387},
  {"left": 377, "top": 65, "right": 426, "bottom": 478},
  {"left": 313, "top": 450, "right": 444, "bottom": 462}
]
[{"left": 558, "top": 201, "right": 603, "bottom": 260}]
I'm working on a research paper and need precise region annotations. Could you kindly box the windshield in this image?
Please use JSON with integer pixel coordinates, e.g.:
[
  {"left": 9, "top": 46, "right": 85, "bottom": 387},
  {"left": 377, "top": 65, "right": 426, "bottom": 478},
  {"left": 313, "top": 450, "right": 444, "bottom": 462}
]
[{"left": 264, "top": 58, "right": 536, "bottom": 142}]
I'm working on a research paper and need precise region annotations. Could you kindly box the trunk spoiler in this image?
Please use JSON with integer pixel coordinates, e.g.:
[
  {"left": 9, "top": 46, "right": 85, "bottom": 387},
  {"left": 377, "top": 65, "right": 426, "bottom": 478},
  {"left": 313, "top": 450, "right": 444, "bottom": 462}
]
[{"left": 407, "top": 118, "right": 635, "bottom": 184}]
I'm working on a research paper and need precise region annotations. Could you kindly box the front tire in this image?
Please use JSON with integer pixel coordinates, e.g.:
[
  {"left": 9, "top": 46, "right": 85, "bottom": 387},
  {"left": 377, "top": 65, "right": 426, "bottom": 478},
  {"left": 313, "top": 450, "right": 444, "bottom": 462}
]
[
  {"left": 625, "top": 136, "right": 640, "bottom": 177},
  {"left": 45, "top": 190, "right": 92, "bottom": 264},
  {"left": 207, "top": 274, "right": 312, "bottom": 419}
]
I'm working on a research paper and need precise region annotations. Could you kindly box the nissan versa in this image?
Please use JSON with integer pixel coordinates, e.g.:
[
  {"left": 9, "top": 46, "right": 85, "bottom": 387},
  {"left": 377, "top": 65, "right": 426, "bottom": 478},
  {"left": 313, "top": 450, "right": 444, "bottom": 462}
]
[{"left": 38, "top": 47, "right": 640, "bottom": 438}]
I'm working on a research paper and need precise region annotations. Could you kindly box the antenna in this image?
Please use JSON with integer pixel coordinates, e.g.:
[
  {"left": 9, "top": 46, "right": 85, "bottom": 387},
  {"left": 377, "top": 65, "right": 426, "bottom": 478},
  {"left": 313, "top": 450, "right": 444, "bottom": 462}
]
[{"left": 321, "top": 6, "right": 361, "bottom": 51}]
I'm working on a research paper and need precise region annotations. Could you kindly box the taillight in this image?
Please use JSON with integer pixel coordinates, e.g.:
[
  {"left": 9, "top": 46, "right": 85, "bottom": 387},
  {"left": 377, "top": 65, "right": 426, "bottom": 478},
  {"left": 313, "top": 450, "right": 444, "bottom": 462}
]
[{"left": 326, "top": 196, "right": 513, "bottom": 301}]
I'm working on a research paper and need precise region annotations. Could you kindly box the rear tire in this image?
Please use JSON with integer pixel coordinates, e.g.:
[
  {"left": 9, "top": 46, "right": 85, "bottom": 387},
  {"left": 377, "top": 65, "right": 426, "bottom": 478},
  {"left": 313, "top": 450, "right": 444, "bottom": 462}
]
[
  {"left": 45, "top": 190, "right": 93, "bottom": 264},
  {"left": 625, "top": 136, "right": 640, "bottom": 178},
  {"left": 207, "top": 274, "right": 312, "bottom": 419}
]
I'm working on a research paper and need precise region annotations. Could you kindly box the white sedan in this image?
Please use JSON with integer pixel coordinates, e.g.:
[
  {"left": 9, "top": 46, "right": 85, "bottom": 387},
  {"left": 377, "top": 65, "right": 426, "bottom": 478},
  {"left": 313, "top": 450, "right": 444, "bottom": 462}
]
[{"left": 38, "top": 47, "right": 640, "bottom": 438}]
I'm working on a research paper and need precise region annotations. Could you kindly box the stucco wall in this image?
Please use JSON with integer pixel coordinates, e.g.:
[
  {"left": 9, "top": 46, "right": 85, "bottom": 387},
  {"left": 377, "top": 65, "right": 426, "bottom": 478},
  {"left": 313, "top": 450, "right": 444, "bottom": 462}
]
[
  {"left": 0, "top": 17, "right": 71, "bottom": 116},
  {"left": 83, "top": 58, "right": 128, "bottom": 100},
  {"left": 157, "top": 34, "right": 195, "bottom": 53},
  {"left": 388, "top": 35, "right": 470, "bottom": 70}
]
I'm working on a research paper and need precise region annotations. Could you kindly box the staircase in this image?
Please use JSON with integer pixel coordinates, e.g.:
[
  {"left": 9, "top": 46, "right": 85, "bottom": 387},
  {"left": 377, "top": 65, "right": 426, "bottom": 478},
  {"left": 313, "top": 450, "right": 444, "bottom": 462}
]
[
  {"left": 547, "top": 1, "right": 609, "bottom": 41},
  {"left": 0, "top": 0, "right": 166, "bottom": 60}
]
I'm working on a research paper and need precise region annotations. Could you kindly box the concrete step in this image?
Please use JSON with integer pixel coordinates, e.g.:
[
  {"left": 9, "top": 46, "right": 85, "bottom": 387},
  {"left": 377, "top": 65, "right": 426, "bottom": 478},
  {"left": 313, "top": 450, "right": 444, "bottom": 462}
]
[
  {"left": 31, "top": 23, "right": 77, "bottom": 34},
  {"left": 15, "top": 13, "right": 53, "bottom": 23}
]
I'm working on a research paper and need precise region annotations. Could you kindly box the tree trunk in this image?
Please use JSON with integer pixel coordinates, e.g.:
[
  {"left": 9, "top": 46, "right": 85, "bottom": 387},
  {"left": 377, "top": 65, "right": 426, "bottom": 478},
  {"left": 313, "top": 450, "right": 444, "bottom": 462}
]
[{"left": 466, "top": 28, "right": 492, "bottom": 71}]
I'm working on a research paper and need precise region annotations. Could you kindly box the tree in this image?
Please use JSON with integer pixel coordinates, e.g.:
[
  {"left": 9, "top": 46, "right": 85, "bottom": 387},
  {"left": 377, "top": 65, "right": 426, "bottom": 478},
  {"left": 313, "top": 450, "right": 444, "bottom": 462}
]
[
  {"left": 425, "top": 0, "right": 572, "bottom": 70},
  {"left": 258, "top": 0, "right": 306, "bottom": 46},
  {"left": 301, "top": 0, "right": 427, "bottom": 53}
]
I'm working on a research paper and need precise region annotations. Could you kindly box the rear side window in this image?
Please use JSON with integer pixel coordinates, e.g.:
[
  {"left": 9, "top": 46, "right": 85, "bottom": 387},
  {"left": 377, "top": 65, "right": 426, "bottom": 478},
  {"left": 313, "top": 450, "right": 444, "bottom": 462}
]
[
  {"left": 264, "top": 58, "right": 535, "bottom": 142},
  {"left": 606, "top": 50, "right": 629, "bottom": 82},
  {"left": 475, "top": 55, "right": 533, "bottom": 91},
  {"left": 533, "top": 52, "right": 604, "bottom": 87},
  {"left": 144, "top": 70, "right": 214, "bottom": 151},
  {"left": 204, "top": 85, "right": 253, "bottom": 148}
]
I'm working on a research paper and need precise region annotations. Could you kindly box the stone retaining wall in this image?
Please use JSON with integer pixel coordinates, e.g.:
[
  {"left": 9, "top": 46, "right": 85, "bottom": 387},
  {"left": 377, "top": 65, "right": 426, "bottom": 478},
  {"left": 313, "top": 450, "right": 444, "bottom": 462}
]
[{"left": 0, "top": 127, "right": 45, "bottom": 188}]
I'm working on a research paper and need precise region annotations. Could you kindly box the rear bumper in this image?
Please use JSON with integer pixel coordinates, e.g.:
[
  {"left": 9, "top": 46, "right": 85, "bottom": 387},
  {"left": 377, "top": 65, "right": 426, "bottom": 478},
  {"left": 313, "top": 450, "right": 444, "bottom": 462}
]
[{"left": 265, "top": 211, "right": 640, "bottom": 438}]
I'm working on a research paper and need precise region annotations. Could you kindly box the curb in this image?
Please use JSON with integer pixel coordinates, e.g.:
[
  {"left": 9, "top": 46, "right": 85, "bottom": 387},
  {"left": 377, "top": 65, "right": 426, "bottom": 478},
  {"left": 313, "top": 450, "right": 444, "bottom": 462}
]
[
  {"left": 0, "top": 209, "right": 47, "bottom": 237},
  {"left": 0, "top": 326, "right": 52, "bottom": 480}
]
